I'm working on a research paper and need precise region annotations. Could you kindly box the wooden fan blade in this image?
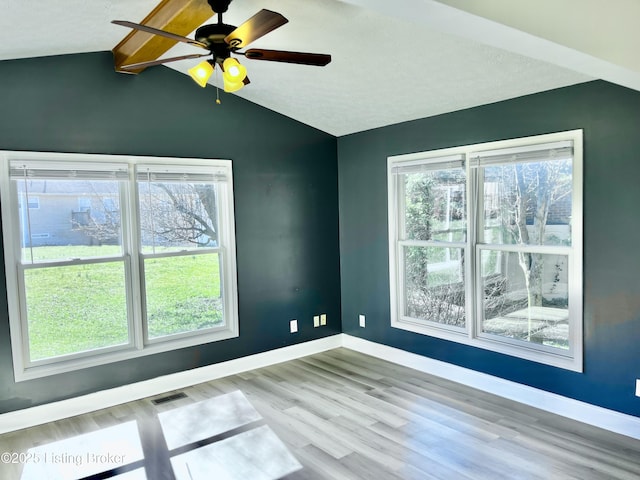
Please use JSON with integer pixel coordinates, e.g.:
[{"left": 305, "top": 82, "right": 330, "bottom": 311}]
[
  {"left": 244, "top": 49, "right": 331, "bottom": 66},
  {"left": 224, "top": 9, "right": 288, "bottom": 48},
  {"left": 119, "top": 53, "right": 210, "bottom": 71},
  {"left": 112, "top": 20, "right": 208, "bottom": 49}
]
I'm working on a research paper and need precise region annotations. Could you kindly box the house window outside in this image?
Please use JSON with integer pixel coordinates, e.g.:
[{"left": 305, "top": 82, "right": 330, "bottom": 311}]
[
  {"left": 18, "top": 196, "right": 40, "bottom": 209},
  {"left": 77, "top": 196, "right": 92, "bottom": 212},
  {"left": 388, "top": 130, "right": 583, "bottom": 371},
  {"left": 0, "top": 152, "right": 239, "bottom": 381},
  {"left": 28, "top": 196, "right": 40, "bottom": 209}
]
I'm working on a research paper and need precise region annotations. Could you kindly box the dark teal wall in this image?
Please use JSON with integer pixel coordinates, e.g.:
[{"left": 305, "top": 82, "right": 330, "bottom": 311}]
[
  {"left": 338, "top": 80, "right": 640, "bottom": 417},
  {"left": 0, "top": 52, "right": 341, "bottom": 413},
  {"left": 2, "top": 52, "right": 639, "bottom": 419}
]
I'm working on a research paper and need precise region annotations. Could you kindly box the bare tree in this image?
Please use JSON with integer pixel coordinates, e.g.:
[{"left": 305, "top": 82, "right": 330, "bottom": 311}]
[
  {"left": 71, "top": 182, "right": 121, "bottom": 245},
  {"left": 403, "top": 159, "right": 571, "bottom": 338},
  {"left": 72, "top": 181, "right": 218, "bottom": 248},
  {"left": 497, "top": 160, "right": 572, "bottom": 341},
  {"left": 140, "top": 182, "right": 218, "bottom": 247},
  {"left": 72, "top": 208, "right": 120, "bottom": 245}
]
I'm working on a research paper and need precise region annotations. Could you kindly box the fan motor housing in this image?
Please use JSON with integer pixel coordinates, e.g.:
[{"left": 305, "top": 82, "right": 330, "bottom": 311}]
[
  {"left": 207, "top": 0, "right": 232, "bottom": 14},
  {"left": 195, "top": 23, "right": 238, "bottom": 59}
]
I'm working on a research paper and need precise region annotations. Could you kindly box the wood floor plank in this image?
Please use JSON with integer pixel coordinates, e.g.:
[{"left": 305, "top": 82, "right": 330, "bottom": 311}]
[
  {"left": 501, "top": 419, "right": 640, "bottom": 479},
  {"left": 2, "top": 348, "right": 639, "bottom": 480},
  {"left": 297, "top": 356, "right": 391, "bottom": 391},
  {"left": 293, "top": 444, "right": 371, "bottom": 480},
  {"left": 362, "top": 418, "right": 490, "bottom": 479},
  {"left": 381, "top": 379, "right": 522, "bottom": 441},
  {"left": 299, "top": 380, "right": 408, "bottom": 429}
]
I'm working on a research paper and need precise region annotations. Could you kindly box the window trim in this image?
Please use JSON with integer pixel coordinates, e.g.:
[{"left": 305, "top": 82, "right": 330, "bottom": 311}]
[
  {"left": 0, "top": 151, "right": 239, "bottom": 381},
  {"left": 388, "top": 130, "right": 583, "bottom": 372}
]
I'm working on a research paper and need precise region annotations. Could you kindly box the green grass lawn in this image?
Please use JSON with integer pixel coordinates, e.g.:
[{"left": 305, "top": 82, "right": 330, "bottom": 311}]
[
  {"left": 144, "top": 255, "right": 222, "bottom": 339},
  {"left": 24, "top": 246, "right": 222, "bottom": 361}
]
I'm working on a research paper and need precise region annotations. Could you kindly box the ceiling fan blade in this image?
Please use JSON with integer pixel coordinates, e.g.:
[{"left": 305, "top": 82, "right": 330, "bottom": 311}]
[
  {"left": 119, "top": 53, "right": 210, "bottom": 71},
  {"left": 224, "top": 9, "right": 288, "bottom": 48},
  {"left": 243, "top": 49, "right": 331, "bottom": 66},
  {"left": 112, "top": 20, "right": 208, "bottom": 49}
]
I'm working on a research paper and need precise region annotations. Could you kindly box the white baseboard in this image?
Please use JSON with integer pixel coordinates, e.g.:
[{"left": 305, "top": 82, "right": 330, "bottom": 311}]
[
  {"left": 2, "top": 333, "right": 639, "bottom": 441},
  {"left": 0, "top": 335, "right": 342, "bottom": 435},
  {"left": 342, "top": 334, "right": 640, "bottom": 440}
]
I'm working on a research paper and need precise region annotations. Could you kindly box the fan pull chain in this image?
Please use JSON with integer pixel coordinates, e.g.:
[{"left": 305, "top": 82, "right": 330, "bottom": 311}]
[{"left": 215, "top": 66, "right": 221, "bottom": 104}]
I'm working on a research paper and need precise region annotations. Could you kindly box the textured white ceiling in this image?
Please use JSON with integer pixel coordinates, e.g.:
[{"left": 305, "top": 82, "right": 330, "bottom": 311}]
[
  {"left": 0, "top": 0, "right": 155, "bottom": 60},
  {"left": 0, "top": 0, "right": 620, "bottom": 136}
]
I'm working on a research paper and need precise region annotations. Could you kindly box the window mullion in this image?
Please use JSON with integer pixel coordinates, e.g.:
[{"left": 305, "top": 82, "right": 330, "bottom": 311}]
[
  {"left": 467, "top": 156, "right": 479, "bottom": 341},
  {"left": 141, "top": 248, "right": 222, "bottom": 261},
  {"left": 399, "top": 239, "right": 466, "bottom": 249},
  {"left": 123, "top": 168, "right": 144, "bottom": 350},
  {"left": 476, "top": 243, "right": 572, "bottom": 255}
]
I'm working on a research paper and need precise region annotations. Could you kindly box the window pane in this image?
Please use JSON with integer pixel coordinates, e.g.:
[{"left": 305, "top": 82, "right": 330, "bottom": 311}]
[
  {"left": 144, "top": 253, "right": 223, "bottom": 339},
  {"left": 482, "top": 159, "right": 572, "bottom": 246},
  {"left": 24, "top": 262, "right": 129, "bottom": 361},
  {"left": 15, "top": 179, "right": 122, "bottom": 262},
  {"left": 403, "top": 246, "right": 465, "bottom": 327},
  {"left": 138, "top": 180, "right": 219, "bottom": 253},
  {"left": 402, "top": 169, "right": 466, "bottom": 242},
  {"left": 480, "top": 250, "right": 569, "bottom": 349}
]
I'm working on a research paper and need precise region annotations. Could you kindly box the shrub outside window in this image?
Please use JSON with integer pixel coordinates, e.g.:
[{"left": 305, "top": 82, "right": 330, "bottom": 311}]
[
  {"left": 0, "top": 152, "right": 239, "bottom": 381},
  {"left": 388, "top": 130, "right": 583, "bottom": 371}
]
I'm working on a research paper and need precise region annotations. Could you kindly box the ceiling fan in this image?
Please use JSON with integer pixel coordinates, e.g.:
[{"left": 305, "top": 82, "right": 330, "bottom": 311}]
[{"left": 112, "top": 0, "right": 331, "bottom": 94}]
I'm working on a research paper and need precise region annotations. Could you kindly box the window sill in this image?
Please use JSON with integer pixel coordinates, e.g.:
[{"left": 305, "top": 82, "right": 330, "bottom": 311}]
[
  {"left": 391, "top": 319, "right": 582, "bottom": 372},
  {"left": 14, "top": 328, "right": 239, "bottom": 382}
]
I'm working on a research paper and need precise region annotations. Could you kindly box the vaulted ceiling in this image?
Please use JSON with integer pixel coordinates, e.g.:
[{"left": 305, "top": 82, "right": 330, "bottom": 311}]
[{"left": 1, "top": 0, "right": 637, "bottom": 136}]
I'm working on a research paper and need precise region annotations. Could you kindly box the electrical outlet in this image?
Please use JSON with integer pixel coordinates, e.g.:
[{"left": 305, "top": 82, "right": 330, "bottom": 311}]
[
  {"left": 320, "top": 314, "right": 327, "bottom": 326},
  {"left": 636, "top": 379, "right": 640, "bottom": 397},
  {"left": 290, "top": 319, "right": 298, "bottom": 333},
  {"left": 359, "top": 314, "right": 366, "bottom": 328},
  {"left": 313, "top": 315, "right": 320, "bottom": 327}
]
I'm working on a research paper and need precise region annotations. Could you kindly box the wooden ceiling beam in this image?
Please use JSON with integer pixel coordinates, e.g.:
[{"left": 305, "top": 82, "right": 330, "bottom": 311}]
[{"left": 112, "top": 0, "right": 214, "bottom": 74}]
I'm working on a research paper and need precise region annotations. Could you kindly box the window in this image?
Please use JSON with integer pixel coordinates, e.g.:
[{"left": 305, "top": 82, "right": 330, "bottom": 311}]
[
  {"left": 18, "top": 196, "right": 40, "bottom": 209},
  {"left": 0, "top": 152, "right": 239, "bottom": 380},
  {"left": 77, "top": 196, "right": 92, "bottom": 212},
  {"left": 388, "top": 130, "right": 583, "bottom": 371},
  {"left": 136, "top": 165, "right": 226, "bottom": 341}
]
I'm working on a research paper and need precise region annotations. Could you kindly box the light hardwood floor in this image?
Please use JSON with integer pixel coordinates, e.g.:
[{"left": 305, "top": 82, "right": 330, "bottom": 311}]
[{"left": 1, "top": 348, "right": 639, "bottom": 479}]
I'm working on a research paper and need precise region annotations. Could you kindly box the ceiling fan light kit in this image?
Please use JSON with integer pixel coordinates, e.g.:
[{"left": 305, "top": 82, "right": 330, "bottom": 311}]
[
  {"left": 188, "top": 59, "right": 215, "bottom": 87},
  {"left": 221, "top": 57, "right": 247, "bottom": 92},
  {"left": 112, "top": 0, "right": 330, "bottom": 100},
  {"left": 223, "top": 77, "right": 245, "bottom": 93},
  {"left": 222, "top": 57, "right": 246, "bottom": 81}
]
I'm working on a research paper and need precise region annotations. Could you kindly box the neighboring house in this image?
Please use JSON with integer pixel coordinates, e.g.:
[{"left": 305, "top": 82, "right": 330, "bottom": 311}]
[{"left": 18, "top": 180, "right": 119, "bottom": 247}]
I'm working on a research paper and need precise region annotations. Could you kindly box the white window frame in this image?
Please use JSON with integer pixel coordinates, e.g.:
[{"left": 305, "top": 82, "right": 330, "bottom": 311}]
[
  {"left": 388, "top": 130, "right": 583, "bottom": 372},
  {"left": 0, "top": 151, "right": 239, "bottom": 381}
]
